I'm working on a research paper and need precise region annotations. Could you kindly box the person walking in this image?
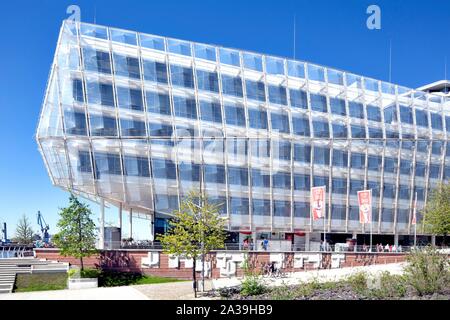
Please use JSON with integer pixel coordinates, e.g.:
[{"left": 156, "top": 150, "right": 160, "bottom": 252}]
[{"left": 384, "top": 243, "right": 390, "bottom": 252}]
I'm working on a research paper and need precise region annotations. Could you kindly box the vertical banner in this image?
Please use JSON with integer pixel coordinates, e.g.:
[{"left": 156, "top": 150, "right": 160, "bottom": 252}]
[
  {"left": 412, "top": 193, "right": 417, "bottom": 225},
  {"left": 358, "top": 190, "right": 372, "bottom": 224},
  {"left": 311, "top": 186, "right": 326, "bottom": 220}
]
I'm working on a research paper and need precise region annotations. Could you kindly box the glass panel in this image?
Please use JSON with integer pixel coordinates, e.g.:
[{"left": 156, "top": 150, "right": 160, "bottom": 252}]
[
  {"left": 332, "top": 123, "right": 348, "bottom": 138},
  {"left": 431, "top": 112, "right": 443, "bottom": 130},
  {"left": 289, "top": 89, "right": 308, "bottom": 109},
  {"left": 110, "top": 28, "right": 137, "bottom": 45},
  {"left": 332, "top": 149, "right": 348, "bottom": 167},
  {"left": 292, "top": 115, "right": 310, "bottom": 136},
  {"left": 120, "top": 118, "right": 146, "bottom": 137},
  {"left": 142, "top": 59, "right": 168, "bottom": 84},
  {"left": 252, "top": 169, "right": 270, "bottom": 188},
  {"left": 194, "top": 43, "right": 216, "bottom": 61},
  {"left": 116, "top": 86, "right": 143, "bottom": 111},
  {"left": 80, "top": 24, "right": 107, "bottom": 39},
  {"left": 313, "top": 146, "right": 330, "bottom": 165},
  {"left": 64, "top": 110, "right": 87, "bottom": 136},
  {"left": 245, "top": 80, "right": 266, "bottom": 102},
  {"left": 140, "top": 34, "right": 165, "bottom": 51},
  {"left": 265, "top": 56, "right": 285, "bottom": 75},
  {"left": 415, "top": 109, "right": 429, "bottom": 127},
  {"left": 205, "top": 164, "right": 225, "bottom": 184},
  {"left": 228, "top": 166, "right": 248, "bottom": 186},
  {"left": 268, "top": 85, "right": 287, "bottom": 105},
  {"left": 219, "top": 48, "right": 240, "bottom": 67},
  {"left": 86, "top": 80, "right": 115, "bottom": 107},
  {"left": 294, "top": 144, "right": 311, "bottom": 163},
  {"left": 310, "top": 94, "right": 327, "bottom": 113},
  {"left": 221, "top": 75, "right": 243, "bottom": 97},
  {"left": 89, "top": 114, "right": 117, "bottom": 136},
  {"left": 273, "top": 172, "right": 291, "bottom": 189},
  {"left": 243, "top": 53, "right": 263, "bottom": 71},
  {"left": 366, "top": 105, "right": 381, "bottom": 122},
  {"left": 248, "top": 107, "right": 268, "bottom": 130},
  {"left": 271, "top": 111, "right": 290, "bottom": 134},
  {"left": 225, "top": 103, "right": 246, "bottom": 127},
  {"left": 312, "top": 120, "right": 329, "bottom": 138},
  {"left": 167, "top": 39, "right": 191, "bottom": 56},
  {"left": 146, "top": 91, "right": 171, "bottom": 115},
  {"left": 200, "top": 100, "right": 222, "bottom": 124},
  {"left": 349, "top": 101, "right": 364, "bottom": 119},
  {"left": 170, "top": 65, "right": 194, "bottom": 88},
  {"left": 351, "top": 153, "right": 365, "bottom": 170},
  {"left": 113, "top": 54, "right": 140, "bottom": 79},
  {"left": 351, "top": 125, "right": 366, "bottom": 138},
  {"left": 287, "top": 60, "right": 305, "bottom": 78},
  {"left": 384, "top": 105, "right": 398, "bottom": 124},
  {"left": 294, "top": 174, "right": 310, "bottom": 190},
  {"left": 83, "top": 48, "right": 112, "bottom": 74},
  {"left": 330, "top": 98, "right": 346, "bottom": 116},
  {"left": 196, "top": 69, "right": 219, "bottom": 92},
  {"left": 173, "top": 95, "right": 197, "bottom": 119},
  {"left": 400, "top": 105, "right": 413, "bottom": 124}
]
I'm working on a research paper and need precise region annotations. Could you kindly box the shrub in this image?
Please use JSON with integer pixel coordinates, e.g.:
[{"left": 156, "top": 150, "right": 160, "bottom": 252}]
[
  {"left": 68, "top": 268, "right": 79, "bottom": 278},
  {"left": 98, "top": 271, "right": 143, "bottom": 287},
  {"left": 240, "top": 275, "right": 267, "bottom": 296},
  {"left": 404, "top": 246, "right": 450, "bottom": 296},
  {"left": 294, "top": 282, "right": 314, "bottom": 298},
  {"left": 270, "top": 281, "right": 296, "bottom": 300},
  {"left": 80, "top": 268, "right": 101, "bottom": 279},
  {"left": 371, "top": 272, "right": 407, "bottom": 299},
  {"left": 346, "top": 271, "right": 369, "bottom": 294}
]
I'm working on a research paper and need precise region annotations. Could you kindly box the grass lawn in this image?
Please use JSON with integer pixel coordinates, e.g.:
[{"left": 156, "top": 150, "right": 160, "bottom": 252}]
[
  {"left": 134, "top": 275, "right": 186, "bottom": 285},
  {"left": 14, "top": 273, "right": 68, "bottom": 292}
]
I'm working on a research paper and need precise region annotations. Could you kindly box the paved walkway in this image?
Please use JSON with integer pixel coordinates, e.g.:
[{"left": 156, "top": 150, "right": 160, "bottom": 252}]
[{"left": 1, "top": 263, "right": 406, "bottom": 300}]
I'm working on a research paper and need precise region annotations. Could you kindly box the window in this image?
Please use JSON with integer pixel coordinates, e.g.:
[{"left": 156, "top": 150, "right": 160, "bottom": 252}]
[
  {"left": 349, "top": 102, "right": 364, "bottom": 119},
  {"left": 152, "top": 158, "right": 176, "bottom": 179},
  {"left": 417, "top": 140, "right": 430, "bottom": 153},
  {"left": 168, "top": 39, "right": 191, "bottom": 56},
  {"left": 173, "top": 96, "right": 197, "bottom": 119},
  {"left": 313, "top": 176, "right": 329, "bottom": 189},
  {"left": 294, "top": 174, "right": 310, "bottom": 191},
  {"left": 221, "top": 75, "right": 243, "bottom": 97},
  {"left": 415, "top": 162, "right": 426, "bottom": 177},
  {"left": 292, "top": 115, "right": 310, "bottom": 136},
  {"left": 273, "top": 201, "right": 291, "bottom": 217},
  {"left": 351, "top": 153, "right": 365, "bottom": 170},
  {"left": 86, "top": 81, "right": 115, "bottom": 107},
  {"left": 310, "top": 94, "right": 327, "bottom": 113},
  {"left": 155, "top": 195, "right": 179, "bottom": 214},
  {"left": 271, "top": 111, "right": 290, "bottom": 134},
  {"left": 90, "top": 114, "right": 117, "bottom": 136},
  {"left": 265, "top": 57, "right": 285, "bottom": 75},
  {"left": 332, "top": 178, "right": 347, "bottom": 194},
  {"left": 113, "top": 54, "right": 140, "bottom": 79},
  {"left": 431, "top": 113, "right": 443, "bottom": 130},
  {"left": 230, "top": 197, "right": 249, "bottom": 215},
  {"left": 446, "top": 116, "right": 450, "bottom": 133},
  {"left": 381, "top": 207, "right": 393, "bottom": 222},
  {"left": 243, "top": 53, "right": 263, "bottom": 71},
  {"left": 429, "top": 164, "right": 440, "bottom": 179},
  {"left": 64, "top": 111, "right": 87, "bottom": 135},
  {"left": 252, "top": 169, "right": 270, "bottom": 188},
  {"left": 219, "top": 48, "right": 240, "bottom": 67},
  {"left": 333, "top": 149, "right": 348, "bottom": 167},
  {"left": 366, "top": 105, "right": 381, "bottom": 122},
  {"left": 368, "top": 155, "right": 382, "bottom": 171},
  {"left": 80, "top": 24, "right": 108, "bottom": 40},
  {"left": 110, "top": 29, "right": 137, "bottom": 45},
  {"left": 415, "top": 109, "right": 429, "bottom": 128},
  {"left": 253, "top": 199, "right": 270, "bottom": 216},
  {"left": 294, "top": 144, "right": 311, "bottom": 163},
  {"left": 72, "top": 79, "right": 84, "bottom": 103},
  {"left": 78, "top": 151, "right": 92, "bottom": 173},
  {"left": 332, "top": 123, "right": 347, "bottom": 138},
  {"left": 350, "top": 180, "right": 364, "bottom": 195},
  {"left": 289, "top": 89, "right": 308, "bottom": 109},
  {"left": 116, "top": 87, "right": 143, "bottom": 111},
  {"left": 384, "top": 157, "right": 397, "bottom": 174},
  {"left": 124, "top": 155, "right": 150, "bottom": 177},
  {"left": 120, "top": 119, "right": 146, "bottom": 136},
  {"left": 225, "top": 104, "right": 246, "bottom": 127},
  {"left": 368, "top": 127, "right": 383, "bottom": 139},
  {"left": 251, "top": 139, "right": 270, "bottom": 158},
  {"left": 149, "top": 123, "right": 173, "bottom": 138},
  {"left": 142, "top": 59, "right": 167, "bottom": 84},
  {"left": 330, "top": 98, "right": 346, "bottom": 116},
  {"left": 273, "top": 172, "right": 291, "bottom": 189},
  {"left": 312, "top": 120, "right": 330, "bottom": 137},
  {"left": 351, "top": 125, "right": 366, "bottom": 138},
  {"left": 196, "top": 70, "right": 219, "bottom": 92},
  {"left": 200, "top": 100, "right": 222, "bottom": 123},
  {"left": 228, "top": 166, "right": 248, "bottom": 186},
  {"left": 400, "top": 105, "right": 413, "bottom": 124},
  {"left": 245, "top": 80, "right": 266, "bottom": 102},
  {"left": 288, "top": 61, "right": 305, "bottom": 79},
  {"left": 349, "top": 206, "right": 360, "bottom": 221},
  {"left": 94, "top": 152, "right": 122, "bottom": 178},
  {"left": 400, "top": 160, "right": 412, "bottom": 175},
  {"left": 314, "top": 146, "right": 330, "bottom": 165},
  {"left": 432, "top": 141, "right": 443, "bottom": 155},
  {"left": 83, "top": 48, "right": 112, "bottom": 74},
  {"left": 170, "top": 65, "right": 194, "bottom": 88},
  {"left": 204, "top": 164, "right": 225, "bottom": 184},
  {"left": 140, "top": 34, "right": 165, "bottom": 51},
  {"left": 367, "top": 181, "right": 380, "bottom": 197},
  {"left": 146, "top": 91, "right": 171, "bottom": 115},
  {"left": 384, "top": 106, "right": 398, "bottom": 124},
  {"left": 294, "top": 202, "right": 310, "bottom": 218},
  {"left": 178, "top": 162, "right": 200, "bottom": 182},
  {"left": 398, "top": 185, "right": 410, "bottom": 200},
  {"left": 248, "top": 108, "right": 268, "bottom": 130},
  {"left": 397, "top": 209, "right": 409, "bottom": 223},
  {"left": 414, "top": 186, "right": 425, "bottom": 201},
  {"left": 332, "top": 205, "right": 346, "bottom": 220},
  {"left": 268, "top": 85, "right": 287, "bottom": 105},
  {"left": 383, "top": 184, "right": 395, "bottom": 199},
  {"left": 194, "top": 43, "right": 216, "bottom": 61},
  {"left": 273, "top": 140, "right": 291, "bottom": 160}
]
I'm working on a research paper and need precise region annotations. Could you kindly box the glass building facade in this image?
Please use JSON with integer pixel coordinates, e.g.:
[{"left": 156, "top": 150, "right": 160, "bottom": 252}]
[{"left": 37, "top": 20, "right": 450, "bottom": 237}]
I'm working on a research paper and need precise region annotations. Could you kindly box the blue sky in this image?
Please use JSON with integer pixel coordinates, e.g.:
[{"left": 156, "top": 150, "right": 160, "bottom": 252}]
[{"left": 0, "top": 0, "right": 448, "bottom": 240}]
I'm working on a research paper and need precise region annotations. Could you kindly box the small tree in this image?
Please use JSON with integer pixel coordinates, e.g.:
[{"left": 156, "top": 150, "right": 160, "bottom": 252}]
[
  {"left": 423, "top": 183, "right": 450, "bottom": 245},
  {"left": 14, "top": 214, "right": 34, "bottom": 244},
  {"left": 53, "top": 194, "right": 97, "bottom": 270},
  {"left": 157, "top": 190, "right": 227, "bottom": 298}
]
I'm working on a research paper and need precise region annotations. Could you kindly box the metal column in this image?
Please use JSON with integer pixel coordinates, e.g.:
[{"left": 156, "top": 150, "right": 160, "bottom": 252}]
[
  {"left": 99, "top": 199, "right": 105, "bottom": 250},
  {"left": 129, "top": 208, "right": 133, "bottom": 240}
]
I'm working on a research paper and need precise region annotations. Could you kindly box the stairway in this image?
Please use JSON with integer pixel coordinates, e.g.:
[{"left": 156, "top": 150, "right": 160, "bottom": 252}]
[{"left": 0, "top": 258, "right": 69, "bottom": 294}]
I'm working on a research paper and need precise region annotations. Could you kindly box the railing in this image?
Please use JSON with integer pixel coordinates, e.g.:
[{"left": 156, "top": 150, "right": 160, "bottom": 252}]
[{"left": 0, "top": 245, "right": 34, "bottom": 258}]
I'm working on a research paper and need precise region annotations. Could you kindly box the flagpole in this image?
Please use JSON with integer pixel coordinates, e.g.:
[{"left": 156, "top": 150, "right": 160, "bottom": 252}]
[
  {"left": 323, "top": 186, "right": 327, "bottom": 250},
  {"left": 414, "top": 192, "right": 417, "bottom": 249},
  {"left": 370, "top": 189, "right": 373, "bottom": 252}
]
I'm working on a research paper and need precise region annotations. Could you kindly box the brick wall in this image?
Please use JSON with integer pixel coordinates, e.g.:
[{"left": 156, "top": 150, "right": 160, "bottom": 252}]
[{"left": 34, "top": 249, "right": 419, "bottom": 280}]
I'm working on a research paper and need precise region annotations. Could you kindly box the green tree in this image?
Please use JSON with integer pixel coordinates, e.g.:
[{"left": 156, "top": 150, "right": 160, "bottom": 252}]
[
  {"left": 157, "top": 190, "right": 227, "bottom": 298},
  {"left": 53, "top": 194, "right": 97, "bottom": 270},
  {"left": 14, "top": 214, "right": 34, "bottom": 244},
  {"left": 423, "top": 183, "right": 450, "bottom": 244}
]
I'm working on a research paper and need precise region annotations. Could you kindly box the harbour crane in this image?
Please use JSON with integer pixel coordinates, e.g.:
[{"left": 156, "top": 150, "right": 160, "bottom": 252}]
[{"left": 37, "top": 211, "right": 50, "bottom": 244}]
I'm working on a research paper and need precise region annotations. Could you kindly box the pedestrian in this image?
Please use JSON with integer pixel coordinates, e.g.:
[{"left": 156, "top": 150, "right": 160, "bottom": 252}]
[
  {"left": 263, "top": 238, "right": 269, "bottom": 251},
  {"left": 384, "top": 243, "right": 389, "bottom": 252},
  {"left": 392, "top": 244, "right": 397, "bottom": 252}
]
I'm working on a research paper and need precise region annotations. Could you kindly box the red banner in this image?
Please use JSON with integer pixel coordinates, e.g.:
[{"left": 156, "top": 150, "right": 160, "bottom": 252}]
[
  {"left": 358, "top": 190, "right": 372, "bottom": 224},
  {"left": 311, "top": 186, "right": 326, "bottom": 220}
]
